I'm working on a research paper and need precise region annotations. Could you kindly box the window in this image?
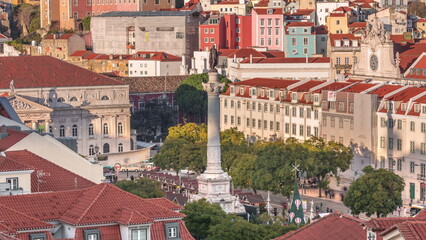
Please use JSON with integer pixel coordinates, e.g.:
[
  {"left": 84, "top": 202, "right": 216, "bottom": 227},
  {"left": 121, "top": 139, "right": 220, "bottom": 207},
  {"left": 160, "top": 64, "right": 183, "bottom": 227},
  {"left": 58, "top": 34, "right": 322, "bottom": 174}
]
[
  {"left": 299, "top": 108, "right": 304, "bottom": 118},
  {"left": 306, "top": 108, "right": 311, "bottom": 119},
  {"left": 103, "top": 143, "right": 110, "bottom": 153},
  {"left": 101, "top": 95, "right": 109, "bottom": 100},
  {"left": 338, "top": 102, "right": 344, "bottom": 111},
  {"left": 224, "top": 115, "right": 228, "bottom": 124},
  {"left": 367, "top": 231, "right": 376, "bottom": 240},
  {"left": 89, "top": 124, "right": 94, "bottom": 136},
  {"left": 307, "top": 126, "right": 311, "bottom": 136},
  {"left": 380, "top": 137, "right": 385, "bottom": 148},
  {"left": 292, "top": 124, "right": 297, "bottom": 135},
  {"left": 89, "top": 145, "right": 95, "bottom": 156},
  {"left": 231, "top": 116, "right": 235, "bottom": 125},
  {"left": 397, "top": 119, "right": 402, "bottom": 129},
  {"left": 247, "top": 102, "right": 250, "bottom": 110},
  {"left": 411, "top": 162, "right": 415, "bottom": 173},
  {"left": 210, "top": 28, "right": 214, "bottom": 33},
  {"left": 299, "top": 125, "right": 304, "bottom": 136},
  {"left": 231, "top": 100, "right": 234, "bottom": 109},
  {"left": 264, "top": 120, "right": 267, "bottom": 130},
  {"left": 60, "top": 125, "right": 65, "bottom": 137},
  {"left": 410, "top": 141, "right": 415, "bottom": 153},
  {"left": 331, "top": 117, "right": 335, "bottom": 127},
  {"left": 276, "top": 104, "right": 280, "bottom": 113},
  {"left": 260, "top": 19, "right": 265, "bottom": 26},
  {"left": 268, "top": 18, "right": 272, "bottom": 25},
  {"left": 260, "top": 27, "right": 265, "bottom": 35},
  {"left": 336, "top": 20, "right": 340, "bottom": 25},
  {"left": 323, "top": 116, "right": 327, "bottom": 126},
  {"left": 118, "top": 122, "right": 123, "bottom": 136},
  {"left": 388, "top": 138, "right": 393, "bottom": 150},
  {"left": 246, "top": 118, "right": 250, "bottom": 127},
  {"left": 336, "top": 57, "right": 341, "bottom": 65},
  {"left": 131, "top": 229, "right": 147, "bottom": 240},
  {"left": 292, "top": 107, "right": 297, "bottom": 117},
  {"left": 258, "top": 103, "right": 262, "bottom": 112},
  {"left": 397, "top": 158, "right": 402, "bottom": 171},
  {"left": 285, "top": 123, "right": 290, "bottom": 133},
  {"left": 30, "top": 233, "right": 47, "bottom": 240},
  {"left": 285, "top": 106, "right": 289, "bottom": 116},
  {"left": 6, "top": 177, "right": 18, "bottom": 190},
  {"left": 268, "top": 38, "right": 272, "bottom": 46},
  {"left": 275, "top": 28, "right": 279, "bottom": 35},
  {"left": 118, "top": 143, "right": 123, "bottom": 152},
  {"left": 268, "top": 27, "right": 272, "bottom": 35},
  {"left": 204, "top": 28, "right": 208, "bottom": 34},
  {"left": 339, "top": 118, "right": 343, "bottom": 128},
  {"left": 422, "top": 123, "right": 426, "bottom": 133},
  {"left": 422, "top": 164, "right": 426, "bottom": 178},
  {"left": 291, "top": 37, "right": 296, "bottom": 46},
  {"left": 237, "top": 101, "right": 241, "bottom": 109},
  {"left": 314, "top": 110, "right": 319, "bottom": 119},
  {"left": 84, "top": 229, "right": 100, "bottom": 240},
  {"left": 252, "top": 119, "right": 256, "bottom": 128},
  {"left": 389, "top": 119, "right": 394, "bottom": 128},
  {"left": 103, "top": 123, "right": 109, "bottom": 136},
  {"left": 224, "top": 99, "right": 228, "bottom": 108},
  {"left": 57, "top": 97, "right": 65, "bottom": 103},
  {"left": 410, "top": 121, "right": 415, "bottom": 131},
  {"left": 237, "top": 117, "right": 241, "bottom": 126},
  {"left": 72, "top": 124, "right": 78, "bottom": 137},
  {"left": 380, "top": 156, "right": 385, "bottom": 168},
  {"left": 344, "top": 57, "right": 349, "bottom": 65},
  {"left": 264, "top": 103, "right": 268, "bottom": 112},
  {"left": 314, "top": 127, "right": 318, "bottom": 137},
  {"left": 303, "top": 37, "right": 308, "bottom": 46},
  {"left": 422, "top": 143, "right": 426, "bottom": 154},
  {"left": 397, "top": 139, "right": 402, "bottom": 151}
]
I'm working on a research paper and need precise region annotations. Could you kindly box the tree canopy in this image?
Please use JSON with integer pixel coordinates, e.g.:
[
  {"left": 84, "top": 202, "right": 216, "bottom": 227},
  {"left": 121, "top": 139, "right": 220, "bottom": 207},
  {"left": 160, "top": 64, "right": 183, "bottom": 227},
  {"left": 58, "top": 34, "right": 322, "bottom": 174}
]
[
  {"left": 408, "top": 2, "right": 426, "bottom": 18},
  {"left": 175, "top": 73, "right": 230, "bottom": 117},
  {"left": 115, "top": 178, "right": 164, "bottom": 198},
  {"left": 344, "top": 166, "right": 405, "bottom": 218}
]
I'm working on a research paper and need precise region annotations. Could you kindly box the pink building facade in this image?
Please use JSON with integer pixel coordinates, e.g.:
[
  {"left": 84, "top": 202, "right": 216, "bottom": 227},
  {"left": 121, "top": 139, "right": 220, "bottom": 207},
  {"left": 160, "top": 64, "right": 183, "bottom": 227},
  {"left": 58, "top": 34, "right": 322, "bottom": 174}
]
[{"left": 251, "top": 8, "right": 284, "bottom": 51}]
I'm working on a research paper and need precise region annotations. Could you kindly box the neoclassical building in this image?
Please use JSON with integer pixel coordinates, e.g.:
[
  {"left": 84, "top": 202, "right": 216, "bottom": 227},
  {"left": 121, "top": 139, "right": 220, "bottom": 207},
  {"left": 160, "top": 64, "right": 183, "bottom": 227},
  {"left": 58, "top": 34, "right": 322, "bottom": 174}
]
[{"left": 0, "top": 56, "right": 136, "bottom": 157}]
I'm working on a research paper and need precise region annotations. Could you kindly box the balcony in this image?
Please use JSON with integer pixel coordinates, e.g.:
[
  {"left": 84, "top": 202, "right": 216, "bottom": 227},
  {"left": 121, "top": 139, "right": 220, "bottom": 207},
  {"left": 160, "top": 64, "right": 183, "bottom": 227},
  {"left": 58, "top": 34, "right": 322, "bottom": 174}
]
[
  {"left": 332, "top": 46, "right": 360, "bottom": 52},
  {"left": 418, "top": 174, "right": 426, "bottom": 181},
  {"left": 335, "top": 64, "right": 352, "bottom": 70}
]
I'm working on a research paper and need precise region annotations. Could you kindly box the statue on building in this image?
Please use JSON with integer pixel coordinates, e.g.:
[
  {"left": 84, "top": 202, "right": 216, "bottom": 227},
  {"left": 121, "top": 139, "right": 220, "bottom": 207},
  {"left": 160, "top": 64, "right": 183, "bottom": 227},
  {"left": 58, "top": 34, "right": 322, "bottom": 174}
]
[
  {"left": 209, "top": 45, "right": 218, "bottom": 71},
  {"left": 9, "top": 80, "right": 15, "bottom": 95}
]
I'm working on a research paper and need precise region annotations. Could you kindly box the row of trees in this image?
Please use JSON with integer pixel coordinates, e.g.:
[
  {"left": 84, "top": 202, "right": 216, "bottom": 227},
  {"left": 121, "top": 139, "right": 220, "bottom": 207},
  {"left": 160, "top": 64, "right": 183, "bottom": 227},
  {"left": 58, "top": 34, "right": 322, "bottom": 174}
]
[
  {"left": 154, "top": 123, "right": 353, "bottom": 197},
  {"left": 182, "top": 199, "right": 299, "bottom": 240}
]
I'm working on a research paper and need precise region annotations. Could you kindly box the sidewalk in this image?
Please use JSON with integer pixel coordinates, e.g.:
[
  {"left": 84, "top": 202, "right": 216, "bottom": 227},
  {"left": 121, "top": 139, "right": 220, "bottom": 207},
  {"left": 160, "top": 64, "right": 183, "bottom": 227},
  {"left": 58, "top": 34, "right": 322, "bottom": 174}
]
[{"left": 302, "top": 188, "right": 345, "bottom": 203}]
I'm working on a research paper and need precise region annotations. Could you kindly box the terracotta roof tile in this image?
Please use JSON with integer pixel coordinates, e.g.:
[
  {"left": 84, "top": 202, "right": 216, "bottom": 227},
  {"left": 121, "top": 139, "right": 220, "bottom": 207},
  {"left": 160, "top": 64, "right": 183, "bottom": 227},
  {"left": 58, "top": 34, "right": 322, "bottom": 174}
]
[
  {"left": 69, "top": 50, "right": 92, "bottom": 57},
  {"left": 233, "top": 78, "right": 298, "bottom": 89},
  {"left": 74, "top": 225, "right": 121, "bottom": 240},
  {"left": 5, "top": 150, "right": 95, "bottom": 192},
  {"left": 342, "top": 83, "right": 377, "bottom": 93},
  {"left": 0, "top": 204, "right": 53, "bottom": 234},
  {"left": 222, "top": 48, "right": 266, "bottom": 58},
  {"left": 274, "top": 212, "right": 366, "bottom": 240},
  {"left": 44, "top": 33, "right": 74, "bottom": 40},
  {"left": 385, "top": 87, "right": 426, "bottom": 102},
  {"left": 367, "top": 85, "right": 402, "bottom": 98},
  {"left": 240, "top": 57, "right": 330, "bottom": 64},
  {"left": 0, "top": 128, "right": 29, "bottom": 151},
  {"left": 0, "top": 56, "right": 124, "bottom": 88},
  {"left": 290, "top": 80, "right": 324, "bottom": 92},
  {"left": 397, "top": 43, "right": 426, "bottom": 72},
  {"left": 291, "top": 9, "right": 315, "bottom": 15},
  {"left": 254, "top": 8, "right": 283, "bottom": 15},
  {"left": 313, "top": 82, "right": 351, "bottom": 93},
  {"left": 130, "top": 52, "right": 181, "bottom": 61},
  {"left": 348, "top": 22, "right": 367, "bottom": 28},
  {"left": 146, "top": 197, "right": 184, "bottom": 211},
  {"left": 151, "top": 220, "right": 195, "bottom": 240},
  {"left": 0, "top": 33, "right": 9, "bottom": 39},
  {"left": 0, "top": 155, "right": 33, "bottom": 172}
]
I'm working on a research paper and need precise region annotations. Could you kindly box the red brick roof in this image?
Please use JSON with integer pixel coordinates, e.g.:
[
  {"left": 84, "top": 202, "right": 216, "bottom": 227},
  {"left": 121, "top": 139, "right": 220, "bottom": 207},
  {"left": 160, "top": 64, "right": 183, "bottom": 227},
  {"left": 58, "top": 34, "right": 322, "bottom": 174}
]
[
  {"left": 220, "top": 48, "right": 267, "bottom": 58},
  {"left": 348, "top": 22, "right": 367, "bottom": 28},
  {"left": 330, "top": 13, "right": 346, "bottom": 17},
  {"left": 0, "top": 56, "right": 124, "bottom": 89},
  {"left": 367, "top": 85, "right": 402, "bottom": 98},
  {"left": 291, "top": 9, "right": 315, "bottom": 15},
  {"left": 260, "top": 51, "right": 285, "bottom": 58},
  {"left": 382, "top": 221, "right": 426, "bottom": 240},
  {"left": 329, "top": 34, "right": 360, "bottom": 47},
  {"left": 274, "top": 212, "right": 366, "bottom": 240},
  {"left": 333, "top": 6, "right": 354, "bottom": 12},
  {"left": 390, "top": 35, "right": 414, "bottom": 44},
  {"left": 5, "top": 150, "right": 95, "bottom": 193},
  {"left": 44, "top": 33, "right": 74, "bottom": 40},
  {"left": 253, "top": 8, "right": 283, "bottom": 15},
  {"left": 216, "top": 0, "right": 239, "bottom": 4},
  {"left": 290, "top": 80, "right": 324, "bottom": 92},
  {"left": 364, "top": 217, "right": 419, "bottom": 231},
  {"left": 398, "top": 43, "right": 426, "bottom": 72},
  {"left": 312, "top": 82, "right": 351, "bottom": 93},
  {"left": 342, "top": 83, "right": 377, "bottom": 93},
  {"left": 418, "top": 18, "right": 426, "bottom": 23},
  {"left": 405, "top": 53, "right": 426, "bottom": 80},
  {"left": 233, "top": 78, "right": 298, "bottom": 89},
  {"left": 130, "top": 51, "right": 181, "bottom": 61},
  {"left": 240, "top": 57, "right": 330, "bottom": 63},
  {"left": 151, "top": 220, "right": 195, "bottom": 240},
  {"left": 0, "top": 155, "right": 33, "bottom": 172},
  {"left": 69, "top": 50, "right": 92, "bottom": 57},
  {"left": 385, "top": 87, "right": 426, "bottom": 102},
  {"left": 316, "top": 25, "right": 328, "bottom": 34},
  {"left": 0, "top": 204, "right": 53, "bottom": 234},
  {"left": 0, "top": 128, "right": 29, "bottom": 151},
  {"left": 146, "top": 198, "right": 184, "bottom": 211}
]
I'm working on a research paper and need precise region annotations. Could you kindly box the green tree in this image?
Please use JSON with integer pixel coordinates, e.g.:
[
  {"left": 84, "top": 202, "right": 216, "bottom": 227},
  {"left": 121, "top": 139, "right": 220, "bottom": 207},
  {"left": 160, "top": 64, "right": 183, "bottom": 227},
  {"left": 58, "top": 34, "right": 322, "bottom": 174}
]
[
  {"left": 29, "top": 16, "right": 40, "bottom": 33},
  {"left": 153, "top": 138, "right": 189, "bottom": 175},
  {"left": 167, "top": 122, "right": 207, "bottom": 143},
  {"left": 208, "top": 214, "right": 264, "bottom": 240},
  {"left": 115, "top": 178, "right": 164, "bottom": 198},
  {"left": 220, "top": 127, "right": 249, "bottom": 172},
  {"left": 181, "top": 199, "right": 227, "bottom": 240},
  {"left": 82, "top": 16, "right": 91, "bottom": 30},
  {"left": 344, "top": 166, "right": 405, "bottom": 218},
  {"left": 304, "top": 137, "right": 353, "bottom": 197},
  {"left": 229, "top": 153, "right": 256, "bottom": 192},
  {"left": 175, "top": 73, "right": 230, "bottom": 117}
]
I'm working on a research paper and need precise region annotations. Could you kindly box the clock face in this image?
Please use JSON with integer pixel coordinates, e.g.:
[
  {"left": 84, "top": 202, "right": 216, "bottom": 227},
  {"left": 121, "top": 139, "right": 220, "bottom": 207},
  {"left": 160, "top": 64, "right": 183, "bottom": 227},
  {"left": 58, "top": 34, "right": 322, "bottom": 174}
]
[{"left": 370, "top": 54, "right": 378, "bottom": 71}]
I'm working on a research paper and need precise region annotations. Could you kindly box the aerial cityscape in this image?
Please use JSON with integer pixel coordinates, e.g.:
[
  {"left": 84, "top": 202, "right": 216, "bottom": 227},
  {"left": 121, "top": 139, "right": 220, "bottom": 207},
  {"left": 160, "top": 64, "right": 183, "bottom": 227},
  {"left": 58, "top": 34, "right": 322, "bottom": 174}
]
[{"left": 0, "top": 0, "right": 426, "bottom": 239}]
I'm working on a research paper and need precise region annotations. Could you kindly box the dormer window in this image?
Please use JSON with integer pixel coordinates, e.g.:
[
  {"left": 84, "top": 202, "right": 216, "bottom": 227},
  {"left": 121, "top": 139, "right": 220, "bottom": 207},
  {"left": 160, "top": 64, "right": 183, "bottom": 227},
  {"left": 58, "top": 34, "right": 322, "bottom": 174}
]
[
  {"left": 269, "top": 90, "right": 275, "bottom": 98},
  {"left": 335, "top": 40, "right": 341, "bottom": 47},
  {"left": 240, "top": 87, "right": 244, "bottom": 95},
  {"left": 261, "top": 90, "right": 265, "bottom": 97},
  {"left": 314, "top": 94, "right": 319, "bottom": 103},
  {"left": 415, "top": 104, "right": 420, "bottom": 112},
  {"left": 343, "top": 40, "right": 350, "bottom": 47},
  {"left": 230, "top": 86, "right": 235, "bottom": 94},
  {"left": 165, "top": 222, "right": 180, "bottom": 239},
  {"left": 291, "top": 92, "right": 297, "bottom": 101},
  {"left": 367, "top": 230, "right": 376, "bottom": 240},
  {"left": 251, "top": 88, "right": 257, "bottom": 96},
  {"left": 352, "top": 40, "right": 358, "bottom": 47},
  {"left": 131, "top": 229, "right": 148, "bottom": 240},
  {"left": 84, "top": 229, "right": 100, "bottom": 240},
  {"left": 401, "top": 103, "right": 407, "bottom": 111}
]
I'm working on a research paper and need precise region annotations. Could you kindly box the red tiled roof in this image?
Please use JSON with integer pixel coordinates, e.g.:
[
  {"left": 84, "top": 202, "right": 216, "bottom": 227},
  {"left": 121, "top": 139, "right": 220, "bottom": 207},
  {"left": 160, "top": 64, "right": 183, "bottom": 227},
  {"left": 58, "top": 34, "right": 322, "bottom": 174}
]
[
  {"left": 330, "top": 13, "right": 346, "bottom": 17},
  {"left": 291, "top": 9, "right": 315, "bottom": 15},
  {"left": 364, "top": 217, "right": 418, "bottom": 231},
  {"left": 360, "top": 2, "right": 372, "bottom": 8},
  {"left": 240, "top": 57, "right": 330, "bottom": 64},
  {"left": 216, "top": 0, "right": 239, "bottom": 4},
  {"left": 348, "top": 22, "right": 367, "bottom": 28},
  {"left": 274, "top": 212, "right": 366, "bottom": 240},
  {"left": 69, "top": 50, "right": 92, "bottom": 57},
  {"left": 418, "top": 18, "right": 426, "bottom": 23},
  {"left": 260, "top": 51, "right": 285, "bottom": 58},
  {"left": 0, "top": 33, "right": 8, "bottom": 39},
  {"left": 219, "top": 48, "right": 267, "bottom": 58},
  {"left": 0, "top": 56, "right": 125, "bottom": 88},
  {"left": 0, "top": 204, "right": 53, "bottom": 234},
  {"left": 313, "top": 82, "right": 351, "bottom": 93},
  {"left": 333, "top": 6, "right": 354, "bottom": 12},
  {"left": 390, "top": 35, "right": 414, "bottom": 44},
  {"left": 405, "top": 54, "right": 426, "bottom": 80},
  {"left": 151, "top": 220, "right": 195, "bottom": 240},
  {"left": 385, "top": 87, "right": 426, "bottom": 102},
  {"left": 290, "top": 80, "right": 324, "bottom": 92},
  {"left": 254, "top": 8, "right": 283, "bottom": 15},
  {"left": 342, "top": 83, "right": 377, "bottom": 93},
  {"left": 74, "top": 225, "right": 121, "bottom": 240},
  {"left": 382, "top": 221, "right": 426, "bottom": 240},
  {"left": 397, "top": 43, "right": 426, "bottom": 72},
  {"left": 367, "top": 85, "right": 402, "bottom": 98},
  {"left": 5, "top": 150, "right": 95, "bottom": 192},
  {"left": 0, "top": 155, "right": 33, "bottom": 172},
  {"left": 255, "top": 0, "right": 269, "bottom": 7},
  {"left": 329, "top": 34, "right": 360, "bottom": 47},
  {"left": 0, "top": 128, "right": 29, "bottom": 151},
  {"left": 233, "top": 78, "right": 298, "bottom": 89},
  {"left": 44, "top": 33, "right": 74, "bottom": 40},
  {"left": 146, "top": 198, "right": 184, "bottom": 211},
  {"left": 316, "top": 25, "right": 328, "bottom": 34},
  {"left": 130, "top": 52, "right": 181, "bottom": 61}
]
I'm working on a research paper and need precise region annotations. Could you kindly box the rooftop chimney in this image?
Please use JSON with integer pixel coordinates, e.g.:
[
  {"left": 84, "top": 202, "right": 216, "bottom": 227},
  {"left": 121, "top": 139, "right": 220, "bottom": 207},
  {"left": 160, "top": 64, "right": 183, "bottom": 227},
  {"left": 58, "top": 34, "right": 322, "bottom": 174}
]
[{"left": 0, "top": 125, "right": 8, "bottom": 140}]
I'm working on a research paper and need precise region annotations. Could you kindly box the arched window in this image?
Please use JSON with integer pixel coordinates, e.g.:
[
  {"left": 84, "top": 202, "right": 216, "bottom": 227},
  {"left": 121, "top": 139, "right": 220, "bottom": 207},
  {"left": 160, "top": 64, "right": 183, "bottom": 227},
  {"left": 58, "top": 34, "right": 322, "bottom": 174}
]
[
  {"left": 103, "top": 143, "right": 110, "bottom": 153},
  {"left": 118, "top": 143, "right": 123, "bottom": 152},
  {"left": 57, "top": 97, "right": 65, "bottom": 103},
  {"left": 103, "top": 123, "right": 109, "bottom": 136},
  {"left": 72, "top": 124, "right": 78, "bottom": 137},
  {"left": 49, "top": 126, "right": 53, "bottom": 133},
  {"left": 89, "top": 145, "right": 95, "bottom": 156},
  {"left": 59, "top": 125, "right": 65, "bottom": 137},
  {"left": 89, "top": 124, "right": 94, "bottom": 136},
  {"left": 118, "top": 122, "right": 123, "bottom": 136},
  {"left": 101, "top": 95, "right": 110, "bottom": 100},
  {"left": 70, "top": 97, "right": 78, "bottom": 102}
]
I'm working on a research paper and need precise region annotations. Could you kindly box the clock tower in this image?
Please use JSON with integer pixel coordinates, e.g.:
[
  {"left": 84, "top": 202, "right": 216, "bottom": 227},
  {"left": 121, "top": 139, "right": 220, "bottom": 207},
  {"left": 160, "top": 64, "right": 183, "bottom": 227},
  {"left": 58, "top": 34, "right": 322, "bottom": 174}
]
[{"left": 352, "top": 15, "right": 401, "bottom": 81}]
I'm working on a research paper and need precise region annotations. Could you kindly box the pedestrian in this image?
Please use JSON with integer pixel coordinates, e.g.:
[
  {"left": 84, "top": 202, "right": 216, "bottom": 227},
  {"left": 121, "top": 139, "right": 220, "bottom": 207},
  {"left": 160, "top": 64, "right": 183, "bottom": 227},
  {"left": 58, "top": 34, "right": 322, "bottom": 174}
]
[
  {"left": 340, "top": 193, "right": 344, "bottom": 202},
  {"left": 130, "top": 175, "right": 134, "bottom": 181},
  {"left": 397, "top": 207, "right": 401, "bottom": 216},
  {"left": 325, "top": 190, "right": 328, "bottom": 198},
  {"left": 330, "top": 209, "right": 333, "bottom": 213},
  {"left": 326, "top": 207, "right": 329, "bottom": 213}
]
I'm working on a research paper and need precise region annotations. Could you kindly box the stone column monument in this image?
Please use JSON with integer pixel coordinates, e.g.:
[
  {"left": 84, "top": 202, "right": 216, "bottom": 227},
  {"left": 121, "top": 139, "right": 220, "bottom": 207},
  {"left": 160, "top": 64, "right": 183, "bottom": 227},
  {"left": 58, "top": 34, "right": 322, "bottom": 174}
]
[{"left": 191, "top": 46, "right": 244, "bottom": 213}]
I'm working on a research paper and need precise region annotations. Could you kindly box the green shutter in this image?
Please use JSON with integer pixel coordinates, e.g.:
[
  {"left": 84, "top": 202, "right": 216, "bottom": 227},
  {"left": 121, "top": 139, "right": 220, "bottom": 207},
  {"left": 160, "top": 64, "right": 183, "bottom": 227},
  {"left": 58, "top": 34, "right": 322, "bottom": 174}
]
[{"left": 410, "top": 183, "right": 415, "bottom": 200}]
